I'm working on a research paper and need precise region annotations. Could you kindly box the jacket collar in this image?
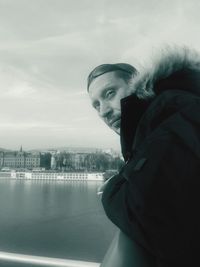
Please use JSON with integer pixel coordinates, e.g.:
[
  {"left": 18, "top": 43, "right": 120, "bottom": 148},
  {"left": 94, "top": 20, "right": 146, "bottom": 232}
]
[
  {"left": 120, "top": 94, "right": 151, "bottom": 162},
  {"left": 120, "top": 88, "right": 200, "bottom": 162}
]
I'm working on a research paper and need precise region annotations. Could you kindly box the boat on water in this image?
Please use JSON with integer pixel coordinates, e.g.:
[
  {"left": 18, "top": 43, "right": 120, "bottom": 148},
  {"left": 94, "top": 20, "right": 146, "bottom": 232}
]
[{"left": 0, "top": 170, "right": 104, "bottom": 181}]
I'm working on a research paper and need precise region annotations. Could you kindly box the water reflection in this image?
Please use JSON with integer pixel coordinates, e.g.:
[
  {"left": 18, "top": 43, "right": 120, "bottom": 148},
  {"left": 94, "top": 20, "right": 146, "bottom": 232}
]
[{"left": 0, "top": 179, "right": 116, "bottom": 262}]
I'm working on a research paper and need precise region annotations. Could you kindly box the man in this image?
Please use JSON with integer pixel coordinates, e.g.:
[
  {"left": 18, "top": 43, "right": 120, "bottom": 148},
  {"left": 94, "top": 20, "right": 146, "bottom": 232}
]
[
  {"left": 88, "top": 63, "right": 155, "bottom": 266},
  {"left": 87, "top": 47, "right": 200, "bottom": 266}
]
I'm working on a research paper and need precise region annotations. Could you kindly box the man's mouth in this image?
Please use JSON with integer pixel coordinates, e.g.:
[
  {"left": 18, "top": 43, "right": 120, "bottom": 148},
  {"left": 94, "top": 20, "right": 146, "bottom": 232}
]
[{"left": 110, "top": 118, "right": 121, "bottom": 128}]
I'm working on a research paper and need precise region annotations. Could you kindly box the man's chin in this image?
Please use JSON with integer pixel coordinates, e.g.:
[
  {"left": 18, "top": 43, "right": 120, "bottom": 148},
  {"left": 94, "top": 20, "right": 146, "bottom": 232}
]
[
  {"left": 110, "top": 120, "right": 121, "bottom": 135},
  {"left": 113, "top": 127, "right": 120, "bottom": 135},
  {"left": 107, "top": 123, "right": 120, "bottom": 135}
]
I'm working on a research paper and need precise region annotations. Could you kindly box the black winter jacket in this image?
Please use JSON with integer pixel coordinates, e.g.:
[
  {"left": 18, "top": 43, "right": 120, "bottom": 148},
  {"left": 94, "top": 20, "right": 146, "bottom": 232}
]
[{"left": 101, "top": 48, "right": 200, "bottom": 267}]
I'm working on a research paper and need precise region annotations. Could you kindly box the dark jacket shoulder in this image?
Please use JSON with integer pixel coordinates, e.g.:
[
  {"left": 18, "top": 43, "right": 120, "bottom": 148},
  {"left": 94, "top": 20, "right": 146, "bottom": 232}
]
[{"left": 103, "top": 71, "right": 200, "bottom": 266}]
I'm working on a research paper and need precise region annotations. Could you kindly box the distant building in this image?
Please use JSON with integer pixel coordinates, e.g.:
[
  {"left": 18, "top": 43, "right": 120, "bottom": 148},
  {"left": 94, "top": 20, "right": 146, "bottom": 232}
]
[
  {"left": 0, "top": 151, "right": 4, "bottom": 168},
  {"left": 25, "top": 152, "right": 40, "bottom": 169},
  {"left": 51, "top": 154, "right": 57, "bottom": 170},
  {"left": 0, "top": 147, "right": 51, "bottom": 170}
]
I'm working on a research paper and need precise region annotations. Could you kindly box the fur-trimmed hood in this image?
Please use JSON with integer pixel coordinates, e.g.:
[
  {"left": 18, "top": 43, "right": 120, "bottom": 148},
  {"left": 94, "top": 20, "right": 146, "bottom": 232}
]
[{"left": 130, "top": 46, "right": 200, "bottom": 99}]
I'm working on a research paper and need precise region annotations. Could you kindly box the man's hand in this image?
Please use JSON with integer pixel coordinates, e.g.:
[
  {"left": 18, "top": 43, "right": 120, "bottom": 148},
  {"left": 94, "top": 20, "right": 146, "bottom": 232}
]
[{"left": 97, "top": 175, "right": 117, "bottom": 196}]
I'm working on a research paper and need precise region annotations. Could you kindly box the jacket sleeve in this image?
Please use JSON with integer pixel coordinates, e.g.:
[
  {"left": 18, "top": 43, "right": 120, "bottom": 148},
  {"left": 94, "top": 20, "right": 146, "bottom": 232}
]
[{"left": 102, "top": 127, "right": 200, "bottom": 266}]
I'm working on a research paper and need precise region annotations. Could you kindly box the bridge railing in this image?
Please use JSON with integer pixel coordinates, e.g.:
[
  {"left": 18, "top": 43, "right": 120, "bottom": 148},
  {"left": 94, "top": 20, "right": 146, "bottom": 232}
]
[{"left": 0, "top": 251, "right": 100, "bottom": 267}]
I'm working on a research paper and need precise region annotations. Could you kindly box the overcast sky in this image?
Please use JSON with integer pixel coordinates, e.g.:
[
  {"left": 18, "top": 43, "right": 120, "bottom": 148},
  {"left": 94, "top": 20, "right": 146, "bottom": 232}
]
[{"left": 0, "top": 0, "right": 200, "bottom": 150}]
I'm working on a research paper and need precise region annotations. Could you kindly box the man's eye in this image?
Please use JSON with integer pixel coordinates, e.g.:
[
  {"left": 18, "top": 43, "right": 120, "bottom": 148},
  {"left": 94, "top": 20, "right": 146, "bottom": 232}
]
[{"left": 105, "top": 90, "right": 115, "bottom": 99}]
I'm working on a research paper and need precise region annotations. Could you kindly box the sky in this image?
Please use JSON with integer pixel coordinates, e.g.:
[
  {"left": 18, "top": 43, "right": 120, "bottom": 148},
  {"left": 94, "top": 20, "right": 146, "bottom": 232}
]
[{"left": 0, "top": 0, "right": 200, "bottom": 150}]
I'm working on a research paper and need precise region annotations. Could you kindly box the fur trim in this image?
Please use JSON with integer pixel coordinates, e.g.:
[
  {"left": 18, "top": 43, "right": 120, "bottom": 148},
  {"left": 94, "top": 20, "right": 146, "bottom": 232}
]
[{"left": 129, "top": 46, "right": 200, "bottom": 99}]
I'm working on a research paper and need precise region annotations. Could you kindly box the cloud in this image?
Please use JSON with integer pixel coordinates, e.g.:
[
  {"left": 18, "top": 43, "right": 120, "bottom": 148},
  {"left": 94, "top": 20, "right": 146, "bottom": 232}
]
[
  {"left": 2, "top": 83, "right": 36, "bottom": 98},
  {"left": 0, "top": 0, "right": 200, "bottom": 149}
]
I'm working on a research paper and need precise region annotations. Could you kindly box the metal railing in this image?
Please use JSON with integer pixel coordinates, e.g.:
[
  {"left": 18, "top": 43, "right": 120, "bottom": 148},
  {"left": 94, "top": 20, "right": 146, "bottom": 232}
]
[{"left": 0, "top": 251, "right": 100, "bottom": 267}]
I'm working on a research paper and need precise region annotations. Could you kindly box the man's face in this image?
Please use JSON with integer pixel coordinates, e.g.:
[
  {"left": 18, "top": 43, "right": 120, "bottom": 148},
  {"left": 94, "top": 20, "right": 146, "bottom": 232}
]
[{"left": 88, "top": 71, "right": 132, "bottom": 134}]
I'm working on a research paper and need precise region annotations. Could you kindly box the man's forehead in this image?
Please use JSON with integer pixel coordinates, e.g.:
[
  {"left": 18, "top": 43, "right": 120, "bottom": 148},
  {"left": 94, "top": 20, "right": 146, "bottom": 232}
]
[{"left": 89, "top": 72, "right": 122, "bottom": 93}]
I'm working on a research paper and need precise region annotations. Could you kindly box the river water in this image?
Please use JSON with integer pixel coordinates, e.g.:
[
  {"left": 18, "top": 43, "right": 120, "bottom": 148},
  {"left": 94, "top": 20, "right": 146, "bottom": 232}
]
[{"left": 0, "top": 179, "right": 116, "bottom": 263}]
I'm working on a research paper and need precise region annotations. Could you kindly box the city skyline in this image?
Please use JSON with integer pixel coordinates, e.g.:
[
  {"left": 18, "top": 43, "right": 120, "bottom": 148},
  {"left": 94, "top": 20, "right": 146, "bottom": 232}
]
[
  {"left": 0, "top": 0, "right": 200, "bottom": 150},
  {"left": 0, "top": 145, "right": 121, "bottom": 156}
]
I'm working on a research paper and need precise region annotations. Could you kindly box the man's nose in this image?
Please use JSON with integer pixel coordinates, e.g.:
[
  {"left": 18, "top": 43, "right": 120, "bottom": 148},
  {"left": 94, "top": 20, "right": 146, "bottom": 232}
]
[{"left": 99, "top": 102, "right": 112, "bottom": 118}]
